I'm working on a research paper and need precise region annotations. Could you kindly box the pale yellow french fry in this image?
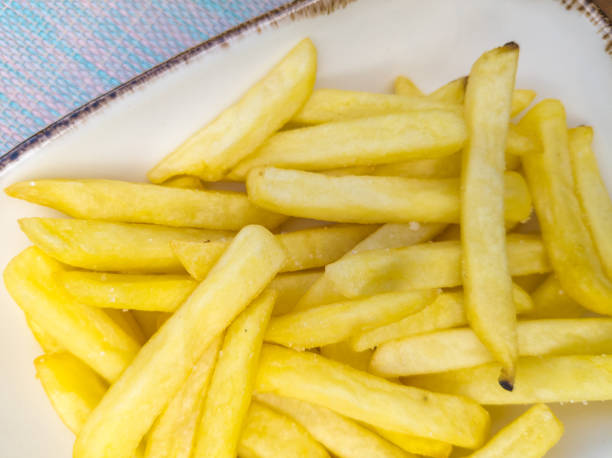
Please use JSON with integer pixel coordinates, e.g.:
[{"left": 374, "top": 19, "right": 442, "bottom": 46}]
[
  {"left": 373, "top": 152, "right": 461, "bottom": 179},
  {"left": 34, "top": 352, "right": 108, "bottom": 434},
  {"left": 146, "top": 337, "right": 222, "bottom": 458},
  {"left": 255, "top": 345, "right": 490, "bottom": 448},
  {"left": 256, "top": 392, "right": 411, "bottom": 458},
  {"left": 428, "top": 77, "right": 468, "bottom": 103},
  {"left": 393, "top": 76, "right": 424, "bottom": 97},
  {"left": 237, "top": 401, "right": 329, "bottom": 458},
  {"left": 351, "top": 284, "right": 534, "bottom": 352},
  {"left": 268, "top": 271, "right": 322, "bottom": 316},
  {"left": 325, "top": 235, "right": 550, "bottom": 298},
  {"left": 4, "top": 248, "right": 141, "bottom": 382},
  {"left": 161, "top": 175, "right": 204, "bottom": 189},
  {"left": 230, "top": 111, "right": 467, "bottom": 179},
  {"left": 291, "top": 89, "right": 461, "bottom": 125},
  {"left": 568, "top": 126, "right": 612, "bottom": 280},
  {"left": 509, "top": 89, "right": 536, "bottom": 117},
  {"left": 247, "top": 168, "right": 531, "bottom": 224},
  {"left": 265, "top": 290, "right": 435, "bottom": 350},
  {"left": 295, "top": 222, "right": 445, "bottom": 311},
  {"left": 319, "top": 341, "right": 372, "bottom": 372},
  {"left": 74, "top": 226, "right": 285, "bottom": 458},
  {"left": 171, "top": 224, "right": 375, "bottom": 280},
  {"left": 407, "top": 355, "right": 612, "bottom": 404},
  {"left": 132, "top": 311, "right": 161, "bottom": 340},
  {"left": 6, "top": 179, "right": 285, "bottom": 230},
  {"left": 18, "top": 217, "right": 231, "bottom": 273},
  {"left": 26, "top": 316, "right": 64, "bottom": 353},
  {"left": 520, "top": 100, "right": 612, "bottom": 315},
  {"left": 524, "top": 274, "right": 585, "bottom": 319},
  {"left": 372, "top": 427, "right": 452, "bottom": 458},
  {"left": 105, "top": 309, "right": 146, "bottom": 345},
  {"left": 461, "top": 43, "right": 519, "bottom": 388},
  {"left": 148, "top": 38, "right": 317, "bottom": 182},
  {"left": 61, "top": 271, "right": 197, "bottom": 312},
  {"left": 193, "top": 290, "right": 275, "bottom": 458},
  {"left": 372, "top": 318, "right": 612, "bottom": 377}
]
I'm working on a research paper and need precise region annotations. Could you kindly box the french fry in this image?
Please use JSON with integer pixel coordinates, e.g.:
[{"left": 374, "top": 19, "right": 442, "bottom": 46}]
[
  {"left": 294, "top": 222, "right": 445, "bottom": 311},
  {"left": 148, "top": 38, "right": 317, "bottom": 182},
  {"left": 161, "top": 176, "right": 204, "bottom": 189},
  {"left": 6, "top": 179, "right": 285, "bottom": 230},
  {"left": 520, "top": 100, "right": 612, "bottom": 315},
  {"left": 523, "top": 274, "right": 585, "bottom": 319},
  {"left": 255, "top": 345, "right": 490, "bottom": 448},
  {"left": 237, "top": 401, "right": 329, "bottom": 458},
  {"left": 132, "top": 311, "right": 161, "bottom": 340},
  {"left": 171, "top": 224, "right": 376, "bottom": 280},
  {"left": 73, "top": 226, "right": 285, "bottom": 458},
  {"left": 265, "top": 290, "right": 435, "bottom": 350},
  {"left": 34, "top": 352, "right": 108, "bottom": 434},
  {"left": 255, "top": 392, "right": 411, "bottom": 458},
  {"left": 373, "top": 152, "right": 461, "bottom": 179},
  {"left": 371, "top": 318, "right": 612, "bottom": 377},
  {"left": 18, "top": 217, "right": 231, "bottom": 273},
  {"left": 4, "top": 248, "right": 141, "bottom": 382},
  {"left": 461, "top": 43, "right": 519, "bottom": 388},
  {"left": 325, "top": 235, "right": 550, "bottom": 298},
  {"left": 105, "top": 309, "right": 146, "bottom": 345},
  {"left": 509, "top": 89, "right": 536, "bottom": 117},
  {"left": 568, "top": 126, "right": 612, "bottom": 280},
  {"left": 372, "top": 427, "right": 452, "bottom": 458},
  {"left": 406, "top": 355, "right": 612, "bottom": 404},
  {"left": 291, "top": 89, "right": 461, "bottom": 125},
  {"left": 428, "top": 77, "right": 468, "bottom": 103},
  {"left": 467, "top": 404, "right": 562, "bottom": 458},
  {"left": 61, "top": 271, "right": 197, "bottom": 312},
  {"left": 323, "top": 165, "right": 377, "bottom": 176},
  {"left": 247, "top": 168, "right": 531, "bottom": 224},
  {"left": 27, "top": 316, "right": 64, "bottom": 353},
  {"left": 230, "top": 111, "right": 467, "bottom": 179},
  {"left": 435, "top": 224, "right": 461, "bottom": 241},
  {"left": 319, "top": 341, "right": 372, "bottom": 372},
  {"left": 146, "top": 337, "right": 222, "bottom": 458},
  {"left": 268, "top": 271, "right": 322, "bottom": 316},
  {"left": 193, "top": 290, "right": 275, "bottom": 458},
  {"left": 351, "top": 283, "right": 534, "bottom": 352},
  {"left": 393, "top": 76, "right": 424, "bottom": 97}
]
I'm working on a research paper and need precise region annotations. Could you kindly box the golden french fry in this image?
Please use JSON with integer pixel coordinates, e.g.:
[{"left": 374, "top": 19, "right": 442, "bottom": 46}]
[
  {"left": 407, "top": 355, "right": 612, "bottom": 404},
  {"left": 520, "top": 100, "right": 612, "bottom": 315},
  {"left": 4, "top": 248, "right": 141, "bottom": 382},
  {"left": 291, "top": 89, "right": 461, "bottom": 125},
  {"left": 146, "top": 337, "right": 222, "bottom": 458},
  {"left": 61, "top": 271, "right": 197, "bottom": 312},
  {"left": 351, "top": 284, "right": 534, "bottom": 352},
  {"left": 6, "top": 179, "right": 285, "bottom": 230},
  {"left": 524, "top": 274, "right": 585, "bottom": 319},
  {"left": 393, "top": 76, "right": 424, "bottom": 97},
  {"left": 265, "top": 290, "right": 435, "bottom": 350},
  {"left": 18, "top": 217, "right": 231, "bottom": 273},
  {"left": 171, "top": 224, "right": 375, "bottom": 280},
  {"left": 148, "top": 38, "right": 317, "bottom": 182},
  {"left": 193, "top": 290, "right": 275, "bottom": 458},
  {"left": 34, "top": 352, "right": 108, "bottom": 434},
  {"left": 131, "top": 311, "right": 161, "bottom": 340},
  {"left": 461, "top": 43, "right": 519, "bottom": 388},
  {"left": 268, "top": 271, "right": 322, "bottom": 316},
  {"left": 161, "top": 176, "right": 205, "bottom": 189},
  {"left": 230, "top": 111, "right": 467, "bottom": 179},
  {"left": 74, "top": 226, "right": 285, "bottom": 458},
  {"left": 295, "top": 222, "right": 445, "bottom": 311},
  {"left": 26, "top": 316, "right": 64, "bottom": 353},
  {"left": 467, "top": 404, "right": 562, "bottom": 458},
  {"left": 247, "top": 168, "right": 531, "bottom": 224},
  {"left": 105, "top": 309, "right": 146, "bottom": 345},
  {"left": 373, "top": 152, "right": 461, "bottom": 179},
  {"left": 371, "top": 318, "right": 612, "bottom": 377},
  {"left": 255, "top": 392, "right": 411, "bottom": 458},
  {"left": 255, "top": 345, "right": 490, "bottom": 448},
  {"left": 237, "top": 401, "right": 329, "bottom": 458},
  {"left": 509, "top": 89, "right": 536, "bottom": 117},
  {"left": 319, "top": 341, "right": 372, "bottom": 372},
  {"left": 568, "top": 126, "right": 612, "bottom": 280},
  {"left": 372, "top": 427, "right": 452, "bottom": 458},
  {"left": 325, "top": 235, "right": 550, "bottom": 298}
]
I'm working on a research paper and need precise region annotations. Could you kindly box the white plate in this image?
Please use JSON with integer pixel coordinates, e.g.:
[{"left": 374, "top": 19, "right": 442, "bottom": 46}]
[{"left": 1, "top": 0, "right": 611, "bottom": 456}]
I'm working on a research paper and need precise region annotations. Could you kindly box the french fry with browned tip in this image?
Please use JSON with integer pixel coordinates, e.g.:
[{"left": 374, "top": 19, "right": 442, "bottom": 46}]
[
  {"left": 523, "top": 274, "right": 585, "bottom": 319},
  {"left": 461, "top": 43, "right": 519, "bottom": 389},
  {"left": 351, "top": 283, "right": 534, "bottom": 352},
  {"left": 6, "top": 179, "right": 285, "bottom": 230},
  {"left": 393, "top": 76, "right": 424, "bottom": 97},
  {"left": 73, "top": 226, "right": 285, "bottom": 458},
  {"left": 230, "top": 111, "right": 467, "bottom": 179},
  {"left": 325, "top": 235, "right": 550, "bottom": 299},
  {"left": 466, "top": 404, "right": 563, "bottom": 458},
  {"left": 148, "top": 39, "right": 316, "bottom": 183},
  {"left": 255, "top": 345, "right": 490, "bottom": 448},
  {"left": 520, "top": 100, "right": 612, "bottom": 315},
  {"left": 255, "top": 392, "right": 412, "bottom": 458},
  {"left": 247, "top": 168, "right": 531, "bottom": 224},
  {"left": 18, "top": 218, "right": 231, "bottom": 274},
  {"left": 568, "top": 126, "right": 612, "bottom": 280},
  {"left": 265, "top": 290, "right": 435, "bottom": 350},
  {"left": 4, "top": 248, "right": 141, "bottom": 383},
  {"left": 371, "top": 318, "right": 612, "bottom": 377},
  {"left": 238, "top": 402, "right": 330, "bottom": 458},
  {"left": 171, "top": 224, "right": 375, "bottom": 280}
]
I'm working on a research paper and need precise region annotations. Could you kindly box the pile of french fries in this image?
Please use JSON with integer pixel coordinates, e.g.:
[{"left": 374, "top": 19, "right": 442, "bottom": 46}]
[{"left": 4, "top": 37, "right": 612, "bottom": 458}]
